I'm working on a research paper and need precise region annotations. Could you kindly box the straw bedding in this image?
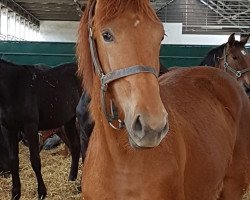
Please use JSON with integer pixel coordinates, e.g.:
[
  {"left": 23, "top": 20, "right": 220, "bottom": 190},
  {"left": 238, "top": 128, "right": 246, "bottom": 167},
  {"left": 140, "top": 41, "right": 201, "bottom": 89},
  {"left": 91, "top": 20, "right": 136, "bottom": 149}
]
[
  {"left": 0, "top": 143, "right": 249, "bottom": 200},
  {"left": 0, "top": 143, "right": 82, "bottom": 200}
]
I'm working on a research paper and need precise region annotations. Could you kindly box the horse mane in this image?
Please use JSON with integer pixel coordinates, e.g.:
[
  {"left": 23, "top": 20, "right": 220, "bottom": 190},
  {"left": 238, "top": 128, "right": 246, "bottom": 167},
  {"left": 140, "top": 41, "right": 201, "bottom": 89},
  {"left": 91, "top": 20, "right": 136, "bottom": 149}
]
[
  {"left": 199, "top": 44, "right": 226, "bottom": 67},
  {"left": 76, "top": 0, "right": 159, "bottom": 94}
]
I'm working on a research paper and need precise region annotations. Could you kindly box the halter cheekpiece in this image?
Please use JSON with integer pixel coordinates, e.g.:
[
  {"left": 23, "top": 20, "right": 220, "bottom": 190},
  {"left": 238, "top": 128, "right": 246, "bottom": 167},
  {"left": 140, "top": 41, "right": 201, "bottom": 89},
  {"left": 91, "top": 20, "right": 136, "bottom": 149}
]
[{"left": 87, "top": 0, "right": 159, "bottom": 129}]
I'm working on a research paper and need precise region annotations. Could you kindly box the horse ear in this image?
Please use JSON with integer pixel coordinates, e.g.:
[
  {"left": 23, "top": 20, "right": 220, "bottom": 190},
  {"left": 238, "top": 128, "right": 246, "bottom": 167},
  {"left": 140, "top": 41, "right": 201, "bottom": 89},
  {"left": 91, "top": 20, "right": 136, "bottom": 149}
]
[
  {"left": 240, "top": 34, "right": 250, "bottom": 46},
  {"left": 227, "top": 33, "right": 236, "bottom": 46}
]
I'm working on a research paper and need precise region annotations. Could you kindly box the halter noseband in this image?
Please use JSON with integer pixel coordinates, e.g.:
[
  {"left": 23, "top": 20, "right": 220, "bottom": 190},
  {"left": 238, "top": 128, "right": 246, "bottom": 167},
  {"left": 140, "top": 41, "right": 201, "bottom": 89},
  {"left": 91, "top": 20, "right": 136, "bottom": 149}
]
[
  {"left": 88, "top": 1, "right": 159, "bottom": 129},
  {"left": 222, "top": 46, "right": 250, "bottom": 79}
]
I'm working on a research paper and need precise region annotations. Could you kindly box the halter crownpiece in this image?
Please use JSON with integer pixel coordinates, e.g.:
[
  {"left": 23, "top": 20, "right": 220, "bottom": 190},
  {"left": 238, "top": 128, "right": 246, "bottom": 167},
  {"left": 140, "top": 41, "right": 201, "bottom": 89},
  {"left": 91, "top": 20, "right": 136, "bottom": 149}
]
[{"left": 88, "top": 0, "right": 159, "bottom": 129}]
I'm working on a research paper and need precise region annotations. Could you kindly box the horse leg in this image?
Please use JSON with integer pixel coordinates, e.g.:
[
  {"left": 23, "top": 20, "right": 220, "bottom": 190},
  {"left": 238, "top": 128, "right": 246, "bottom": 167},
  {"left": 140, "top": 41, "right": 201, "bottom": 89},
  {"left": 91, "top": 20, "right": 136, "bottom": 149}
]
[
  {"left": 79, "top": 122, "right": 94, "bottom": 162},
  {"left": 1, "top": 126, "right": 21, "bottom": 200},
  {"left": 64, "top": 118, "right": 81, "bottom": 181},
  {"left": 219, "top": 152, "right": 250, "bottom": 200},
  {"left": 219, "top": 130, "right": 250, "bottom": 199},
  {"left": 219, "top": 158, "right": 249, "bottom": 200},
  {"left": 77, "top": 114, "right": 94, "bottom": 162},
  {"left": 24, "top": 123, "right": 47, "bottom": 199},
  {"left": 80, "top": 129, "right": 89, "bottom": 162},
  {"left": 56, "top": 127, "right": 70, "bottom": 148}
]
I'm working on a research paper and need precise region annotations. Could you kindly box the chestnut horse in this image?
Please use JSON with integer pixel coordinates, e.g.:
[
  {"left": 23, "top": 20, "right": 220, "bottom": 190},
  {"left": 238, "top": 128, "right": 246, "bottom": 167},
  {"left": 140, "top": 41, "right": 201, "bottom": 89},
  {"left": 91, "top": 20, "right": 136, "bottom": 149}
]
[
  {"left": 77, "top": 0, "right": 250, "bottom": 199},
  {"left": 200, "top": 33, "right": 250, "bottom": 97}
]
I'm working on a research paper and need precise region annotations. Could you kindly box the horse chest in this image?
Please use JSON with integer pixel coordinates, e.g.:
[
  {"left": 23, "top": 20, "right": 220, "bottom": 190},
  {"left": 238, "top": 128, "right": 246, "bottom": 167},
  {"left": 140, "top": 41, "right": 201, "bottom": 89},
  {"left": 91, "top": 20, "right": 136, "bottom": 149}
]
[
  {"left": 83, "top": 146, "right": 182, "bottom": 200},
  {"left": 1, "top": 107, "right": 23, "bottom": 128}
]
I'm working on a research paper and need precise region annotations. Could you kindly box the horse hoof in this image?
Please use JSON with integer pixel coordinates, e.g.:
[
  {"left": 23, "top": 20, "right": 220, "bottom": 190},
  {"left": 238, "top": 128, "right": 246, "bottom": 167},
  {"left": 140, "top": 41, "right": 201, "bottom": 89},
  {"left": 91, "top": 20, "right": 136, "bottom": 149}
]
[
  {"left": 11, "top": 193, "right": 20, "bottom": 200},
  {"left": 38, "top": 188, "right": 47, "bottom": 200},
  {"left": 68, "top": 175, "right": 77, "bottom": 181},
  {"left": 38, "top": 192, "right": 47, "bottom": 200},
  {"left": 38, "top": 194, "right": 46, "bottom": 200}
]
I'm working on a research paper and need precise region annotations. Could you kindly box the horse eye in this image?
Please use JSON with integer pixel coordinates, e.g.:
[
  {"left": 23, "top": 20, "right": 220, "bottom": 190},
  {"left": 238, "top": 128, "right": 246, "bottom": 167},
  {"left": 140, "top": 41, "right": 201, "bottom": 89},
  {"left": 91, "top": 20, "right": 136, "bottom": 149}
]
[
  {"left": 161, "top": 33, "right": 166, "bottom": 41},
  {"left": 102, "top": 31, "right": 114, "bottom": 42},
  {"left": 232, "top": 56, "right": 237, "bottom": 60}
]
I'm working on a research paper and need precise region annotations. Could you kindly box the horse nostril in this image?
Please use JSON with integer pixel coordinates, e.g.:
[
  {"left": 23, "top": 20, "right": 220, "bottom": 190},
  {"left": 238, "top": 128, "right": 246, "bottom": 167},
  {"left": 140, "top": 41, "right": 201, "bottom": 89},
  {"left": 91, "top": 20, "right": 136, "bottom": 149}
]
[
  {"left": 133, "top": 115, "right": 142, "bottom": 133},
  {"left": 162, "top": 122, "right": 168, "bottom": 134},
  {"left": 243, "top": 83, "right": 250, "bottom": 92}
]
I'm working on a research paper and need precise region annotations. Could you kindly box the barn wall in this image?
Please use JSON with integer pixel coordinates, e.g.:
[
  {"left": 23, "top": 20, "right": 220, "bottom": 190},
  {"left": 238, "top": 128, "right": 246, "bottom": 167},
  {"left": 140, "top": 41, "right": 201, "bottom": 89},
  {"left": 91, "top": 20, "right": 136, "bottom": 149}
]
[
  {"left": 38, "top": 21, "right": 79, "bottom": 42},
  {"left": 162, "top": 23, "right": 243, "bottom": 45},
  {"left": 37, "top": 21, "right": 249, "bottom": 46},
  {"left": 1, "top": 21, "right": 248, "bottom": 67},
  {"left": 0, "top": 41, "right": 249, "bottom": 68},
  {"left": 0, "top": 41, "right": 76, "bottom": 66}
]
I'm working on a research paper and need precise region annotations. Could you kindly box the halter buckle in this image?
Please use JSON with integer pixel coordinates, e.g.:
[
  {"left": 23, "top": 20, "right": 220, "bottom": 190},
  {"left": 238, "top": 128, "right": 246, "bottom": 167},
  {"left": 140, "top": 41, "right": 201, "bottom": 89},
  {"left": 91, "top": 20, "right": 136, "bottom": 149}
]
[{"left": 101, "top": 74, "right": 108, "bottom": 92}]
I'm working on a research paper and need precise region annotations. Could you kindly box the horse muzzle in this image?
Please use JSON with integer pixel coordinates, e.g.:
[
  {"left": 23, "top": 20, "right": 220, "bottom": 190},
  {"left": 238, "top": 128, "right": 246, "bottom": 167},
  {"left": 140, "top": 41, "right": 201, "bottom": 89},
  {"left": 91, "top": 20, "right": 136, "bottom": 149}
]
[{"left": 126, "top": 113, "right": 169, "bottom": 148}]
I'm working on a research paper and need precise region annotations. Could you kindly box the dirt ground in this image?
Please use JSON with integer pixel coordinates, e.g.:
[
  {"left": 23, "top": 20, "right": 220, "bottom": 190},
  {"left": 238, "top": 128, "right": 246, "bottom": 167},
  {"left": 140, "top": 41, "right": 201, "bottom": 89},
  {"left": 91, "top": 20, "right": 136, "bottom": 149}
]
[{"left": 0, "top": 143, "right": 249, "bottom": 200}]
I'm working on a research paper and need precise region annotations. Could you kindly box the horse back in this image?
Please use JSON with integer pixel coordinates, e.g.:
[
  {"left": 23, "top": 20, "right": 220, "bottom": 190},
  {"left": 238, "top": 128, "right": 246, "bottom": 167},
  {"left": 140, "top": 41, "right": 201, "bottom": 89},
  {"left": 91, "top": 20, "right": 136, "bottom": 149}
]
[
  {"left": 34, "top": 63, "right": 82, "bottom": 129},
  {"left": 0, "top": 62, "right": 81, "bottom": 130},
  {"left": 158, "top": 67, "right": 250, "bottom": 198}
]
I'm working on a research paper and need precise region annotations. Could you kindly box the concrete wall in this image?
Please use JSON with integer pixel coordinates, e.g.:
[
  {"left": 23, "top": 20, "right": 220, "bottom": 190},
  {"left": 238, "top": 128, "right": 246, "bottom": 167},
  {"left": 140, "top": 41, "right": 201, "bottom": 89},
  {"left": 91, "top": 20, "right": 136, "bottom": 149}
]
[
  {"left": 37, "top": 21, "right": 248, "bottom": 46},
  {"left": 38, "top": 21, "right": 79, "bottom": 42},
  {"left": 162, "top": 23, "right": 243, "bottom": 45}
]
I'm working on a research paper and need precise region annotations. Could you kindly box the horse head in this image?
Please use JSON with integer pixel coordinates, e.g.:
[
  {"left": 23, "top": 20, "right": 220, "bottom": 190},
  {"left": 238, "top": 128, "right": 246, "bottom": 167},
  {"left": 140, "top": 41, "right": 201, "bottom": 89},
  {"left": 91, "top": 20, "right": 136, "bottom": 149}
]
[
  {"left": 77, "top": 0, "right": 168, "bottom": 148},
  {"left": 220, "top": 33, "right": 250, "bottom": 96}
]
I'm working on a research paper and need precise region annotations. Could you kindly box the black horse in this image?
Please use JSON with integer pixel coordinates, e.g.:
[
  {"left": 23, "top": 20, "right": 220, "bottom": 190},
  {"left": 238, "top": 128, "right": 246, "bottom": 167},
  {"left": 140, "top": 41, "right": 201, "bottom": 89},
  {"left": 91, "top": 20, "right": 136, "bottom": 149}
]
[
  {"left": 0, "top": 59, "right": 81, "bottom": 199},
  {"left": 0, "top": 123, "right": 10, "bottom": 176}
]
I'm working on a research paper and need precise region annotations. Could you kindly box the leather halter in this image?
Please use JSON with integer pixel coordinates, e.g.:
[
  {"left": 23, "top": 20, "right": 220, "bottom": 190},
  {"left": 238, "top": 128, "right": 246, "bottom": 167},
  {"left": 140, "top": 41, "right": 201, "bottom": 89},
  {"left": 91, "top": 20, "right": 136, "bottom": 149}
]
[
  {"left": 87, "top": 1, "right": 159, "bottom": 129},
  {"left": 222, "top": 47, "right": 250, "bottom": 78}
]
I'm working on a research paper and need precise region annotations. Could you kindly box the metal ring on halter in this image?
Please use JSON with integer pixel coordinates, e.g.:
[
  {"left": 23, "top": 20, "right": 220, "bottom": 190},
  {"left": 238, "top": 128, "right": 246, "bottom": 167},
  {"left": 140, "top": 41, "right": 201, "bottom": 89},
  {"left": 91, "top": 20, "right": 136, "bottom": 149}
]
[
  {"left": 109, "top": 119, "right": 125, "bottom": 130},
  {"left": 236, "top": 71, "right": 242, "bottom": 78}
]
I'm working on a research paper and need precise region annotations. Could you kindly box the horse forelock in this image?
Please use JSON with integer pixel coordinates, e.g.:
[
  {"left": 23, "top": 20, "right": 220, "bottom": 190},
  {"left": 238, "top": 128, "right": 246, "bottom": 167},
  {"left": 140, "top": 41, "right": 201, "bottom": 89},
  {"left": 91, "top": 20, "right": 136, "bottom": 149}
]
[{"left": 94, "top": 0, "right": 159, "bottom": 26}]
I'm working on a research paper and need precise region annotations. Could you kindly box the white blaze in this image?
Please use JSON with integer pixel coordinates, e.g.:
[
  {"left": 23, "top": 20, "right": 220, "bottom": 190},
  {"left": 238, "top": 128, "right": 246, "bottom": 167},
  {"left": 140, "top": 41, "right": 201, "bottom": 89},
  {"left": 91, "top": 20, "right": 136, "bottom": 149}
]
[{"left": 134, "top": 20, "right": 140, "bottom": 27}]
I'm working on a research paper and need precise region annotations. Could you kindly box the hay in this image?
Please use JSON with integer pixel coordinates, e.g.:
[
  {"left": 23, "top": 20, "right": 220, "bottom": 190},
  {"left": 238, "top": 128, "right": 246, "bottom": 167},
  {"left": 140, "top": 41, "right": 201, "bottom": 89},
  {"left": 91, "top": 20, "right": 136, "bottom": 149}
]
[
  {"left": 0, "top": 143, "right": 249, "bottom": 200},
  {"left": 243, "top": 189, "right": 250, "bottom": 200},
  {"left": 0, "top": 143, "right": 82, "bottom": 200}
]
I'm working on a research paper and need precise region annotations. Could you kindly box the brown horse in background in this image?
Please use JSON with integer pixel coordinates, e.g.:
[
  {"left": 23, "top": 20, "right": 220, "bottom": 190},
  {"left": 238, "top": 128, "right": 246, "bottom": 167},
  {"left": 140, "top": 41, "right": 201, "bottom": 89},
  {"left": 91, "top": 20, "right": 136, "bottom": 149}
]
[
  {"left": 77, "top": 0, "right": 250, "bottom": 199},
  {"left": 200, "top": 33, "right": 250, "bottom": 97}
]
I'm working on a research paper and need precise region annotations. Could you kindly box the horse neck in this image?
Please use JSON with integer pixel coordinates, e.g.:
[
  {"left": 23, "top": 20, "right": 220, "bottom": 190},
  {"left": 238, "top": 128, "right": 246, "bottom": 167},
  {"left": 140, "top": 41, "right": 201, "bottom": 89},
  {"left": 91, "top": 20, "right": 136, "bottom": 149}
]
[
  {"left": 0, "top": 61, "right": 21, "bottom": 78},
  {"left": 0, "top": 63, "right": 21, "bottom": 106},
  {"left": 90, "top": 77, "right": 131, "bottom": 159}
]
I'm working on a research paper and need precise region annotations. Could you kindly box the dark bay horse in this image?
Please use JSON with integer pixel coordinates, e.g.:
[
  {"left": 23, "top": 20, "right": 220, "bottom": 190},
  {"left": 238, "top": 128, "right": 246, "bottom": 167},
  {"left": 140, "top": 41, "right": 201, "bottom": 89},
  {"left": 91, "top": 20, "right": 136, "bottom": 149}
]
[
  {"left": 200, "top": 33, "right": 250, "bottom": 96},
  {"left": 76, "top": 91, "right": 94, "bottom": 161},
  {"left": 77, "top": 0, "right": 250, "bottom": 199},
  {"left": 0, "top": 59, "right": 81, "bottom": 199},
  {"left": 0, "top": 124, "right": 10, "bottom": 176}
]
